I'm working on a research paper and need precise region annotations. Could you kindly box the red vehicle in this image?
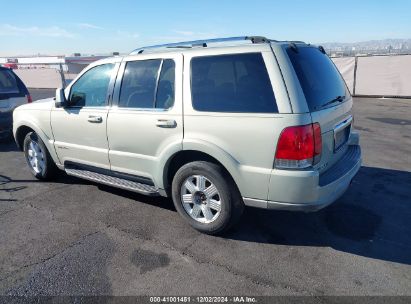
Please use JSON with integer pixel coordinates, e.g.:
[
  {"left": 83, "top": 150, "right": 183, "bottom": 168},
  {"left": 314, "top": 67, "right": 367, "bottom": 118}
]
[{"left": 2, "top": 63, "right": 18, "bottom": 69}]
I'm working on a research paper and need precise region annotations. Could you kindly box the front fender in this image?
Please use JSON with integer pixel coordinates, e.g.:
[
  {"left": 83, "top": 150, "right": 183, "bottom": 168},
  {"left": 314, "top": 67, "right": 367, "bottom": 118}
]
[{"left": 13, "top": 113, "right": 60, "bottom": 165}]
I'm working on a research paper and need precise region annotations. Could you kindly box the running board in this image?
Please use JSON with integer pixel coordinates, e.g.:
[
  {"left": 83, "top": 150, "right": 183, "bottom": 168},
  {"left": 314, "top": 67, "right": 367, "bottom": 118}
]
[{"left": 65, "top": 168, "right": 160, "bottom": 196}]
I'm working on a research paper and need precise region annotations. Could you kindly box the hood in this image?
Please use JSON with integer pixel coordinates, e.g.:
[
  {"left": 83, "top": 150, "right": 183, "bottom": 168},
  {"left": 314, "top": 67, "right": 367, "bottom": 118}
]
[{"left": 15, "top": 97, "right": 55, "bottom": 111}]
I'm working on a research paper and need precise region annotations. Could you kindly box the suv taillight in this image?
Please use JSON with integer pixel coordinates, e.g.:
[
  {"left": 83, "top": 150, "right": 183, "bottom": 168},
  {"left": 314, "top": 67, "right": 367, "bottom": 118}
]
[
  {"left": 275, "top": 123, "right": 322, "bottom": 169},
  {"left": 26, "top": 94, "right": 32, "bottom": 103}
]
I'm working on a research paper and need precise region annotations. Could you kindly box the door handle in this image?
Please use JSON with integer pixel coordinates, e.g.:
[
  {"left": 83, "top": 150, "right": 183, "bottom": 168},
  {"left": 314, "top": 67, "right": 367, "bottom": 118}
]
[
  {"left": 156, "top": 119, "right": 177, "bottom": 128},
  {"left": 88, "top": 115, "right": 103, "bottom": 123}
]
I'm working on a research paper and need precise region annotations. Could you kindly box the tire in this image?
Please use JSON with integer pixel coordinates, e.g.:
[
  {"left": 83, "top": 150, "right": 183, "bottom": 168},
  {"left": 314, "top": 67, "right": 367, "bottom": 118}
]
[
  {"left": 23, "top": 131, "right": 57, "bottom": 180},
  {"left": 171, "top": 161, "right": 244, "bottom": 235}
]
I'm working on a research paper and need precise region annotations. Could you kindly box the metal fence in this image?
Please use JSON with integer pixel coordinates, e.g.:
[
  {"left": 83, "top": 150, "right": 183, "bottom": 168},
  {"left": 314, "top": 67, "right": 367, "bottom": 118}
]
[
  {"left": 332, "top": 54, "right": 411, "bottom": 98},
  {"left": 327, "top": 48, "right": 411, "bottom": 58},
  {"left": 8, "top": 64, "right": 77, "bottom": 89},
  {"left": 7, "top": 54, "right": 411, "bottom": 99}
]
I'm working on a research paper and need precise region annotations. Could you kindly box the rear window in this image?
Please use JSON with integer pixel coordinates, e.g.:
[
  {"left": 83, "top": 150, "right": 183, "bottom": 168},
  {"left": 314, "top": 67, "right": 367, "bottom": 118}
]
[
  {"left": 0, "top": 69, "right": 20, "bottom": 94},
  {"left": 286, "top": 46, "right": 347, "bottom": 111},
  {"left": 191, "top": 53, "right": 277, "bottom": 113}
]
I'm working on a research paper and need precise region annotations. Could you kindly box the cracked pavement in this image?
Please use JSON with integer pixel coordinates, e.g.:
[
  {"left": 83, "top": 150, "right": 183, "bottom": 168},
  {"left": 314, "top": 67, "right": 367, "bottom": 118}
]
[{"left": 0, "top": 91, "right": 410, "bottom": 296}]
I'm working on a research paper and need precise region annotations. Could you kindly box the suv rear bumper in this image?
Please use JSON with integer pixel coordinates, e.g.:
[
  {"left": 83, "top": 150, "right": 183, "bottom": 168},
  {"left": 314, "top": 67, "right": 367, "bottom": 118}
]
[{"left": 243, "top": 144, "right": 361, "bottom": 211}]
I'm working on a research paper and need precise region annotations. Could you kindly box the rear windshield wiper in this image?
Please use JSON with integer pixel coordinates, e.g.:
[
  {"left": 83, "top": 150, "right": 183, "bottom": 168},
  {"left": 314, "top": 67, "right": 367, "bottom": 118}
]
[{"left": 319, "top": 95, "right": 345, "bottom": 109}]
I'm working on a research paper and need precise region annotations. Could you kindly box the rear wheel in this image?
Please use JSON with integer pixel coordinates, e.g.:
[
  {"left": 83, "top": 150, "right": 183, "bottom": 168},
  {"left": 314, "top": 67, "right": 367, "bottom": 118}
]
[
  {"left": 23, "top": 132, "right": 56, "bottom": 180},
  {"left": 171, "top": 161, "right": 244, "bottom": 235}
]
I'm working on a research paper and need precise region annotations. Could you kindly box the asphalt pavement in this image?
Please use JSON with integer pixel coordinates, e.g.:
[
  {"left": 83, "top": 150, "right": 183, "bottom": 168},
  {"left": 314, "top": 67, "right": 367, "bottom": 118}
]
[{"left": 0, "top": 90, "right": 410, "bottom": 296}]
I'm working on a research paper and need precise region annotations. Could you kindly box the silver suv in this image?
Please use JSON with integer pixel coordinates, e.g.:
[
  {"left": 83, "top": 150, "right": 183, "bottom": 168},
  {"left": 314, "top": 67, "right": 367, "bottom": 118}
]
[{"left": 13, "top": 36, "right": 361, "bottom": 234}]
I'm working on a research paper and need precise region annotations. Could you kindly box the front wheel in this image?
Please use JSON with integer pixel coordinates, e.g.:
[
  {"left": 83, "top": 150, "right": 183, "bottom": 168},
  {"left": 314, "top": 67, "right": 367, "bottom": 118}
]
[
  {"left": 171, "top": 161, "right": 244, "bottom": 235},
  {"left": 23, "top": 132, "right": 57, "bottom": 180}
]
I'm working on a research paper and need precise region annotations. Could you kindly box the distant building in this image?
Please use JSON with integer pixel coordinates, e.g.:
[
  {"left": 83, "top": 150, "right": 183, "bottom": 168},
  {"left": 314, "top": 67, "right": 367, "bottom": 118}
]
[{"left": 0, "top": 54, "right": 110, "bottom": 73}]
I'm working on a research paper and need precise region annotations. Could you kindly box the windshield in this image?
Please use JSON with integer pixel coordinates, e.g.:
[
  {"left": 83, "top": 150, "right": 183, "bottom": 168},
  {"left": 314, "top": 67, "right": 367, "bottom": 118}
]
[
  {"left": 0, "top": 69, "right": 20, "bottom": 94},
  {"left": 286, "top": 46, "right": 348, "bottom": 111}
]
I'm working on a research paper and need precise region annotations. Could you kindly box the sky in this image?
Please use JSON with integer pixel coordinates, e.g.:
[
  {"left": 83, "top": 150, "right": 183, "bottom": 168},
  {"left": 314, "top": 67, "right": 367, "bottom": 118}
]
[{"left": 0, "top": 0, "right": 410, "bottom": 56}]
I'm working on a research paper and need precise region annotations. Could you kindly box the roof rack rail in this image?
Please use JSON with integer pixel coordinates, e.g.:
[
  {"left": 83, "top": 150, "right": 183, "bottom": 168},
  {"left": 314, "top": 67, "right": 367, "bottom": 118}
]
[{"left": 130, "top": 36, "right": 271, "bottom": 55}]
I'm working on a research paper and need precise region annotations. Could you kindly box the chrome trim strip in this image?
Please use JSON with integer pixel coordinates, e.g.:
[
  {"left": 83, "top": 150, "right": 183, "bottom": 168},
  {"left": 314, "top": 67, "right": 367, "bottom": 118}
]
[
  {"left": 266, "top": 200, "right": 334, "bottom": 212},
  {"left": 244, "top": 197, "right": 335, "bottom": 212},
  {"left": 334, "top": 116, "right": 353, "bottom": 152},
  {"left": 334, "top": 116, "right": 353, "bottom": 133},
  {"left": 242, "top": 197, "right": 268, "bottom": 208},
  {"left": 109, "top": 106, "right": 170, "bottom": 113},
  {"left": 153, "top": 59, "right": 164, "bottom": 108},
  {"left": 65, "top": 168, "right": 160, "bottom": 196}
]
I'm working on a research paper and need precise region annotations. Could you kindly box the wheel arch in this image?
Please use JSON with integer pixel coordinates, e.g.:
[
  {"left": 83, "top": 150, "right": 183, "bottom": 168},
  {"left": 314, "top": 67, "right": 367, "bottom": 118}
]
[
  {"left": 15, "top": 125, "right": 34, "bottom": 151},
  {"left": 14, "top": 121, "right": 60, "bottom": 165},
  {"left": 162, "top": 145, "right": 242, "bottom": 197}
]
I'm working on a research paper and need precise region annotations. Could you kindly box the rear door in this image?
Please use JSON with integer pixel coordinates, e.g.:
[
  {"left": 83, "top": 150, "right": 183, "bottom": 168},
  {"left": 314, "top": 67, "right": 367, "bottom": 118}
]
[
  {"left": 107, "top": 53, "right": 183, "bottom": 182},
  {"left": 183, "top": 48, "right": 294, "bottom": 200},
  {"left": 284, "top": 45, "right": 353, "bottom": 173}
]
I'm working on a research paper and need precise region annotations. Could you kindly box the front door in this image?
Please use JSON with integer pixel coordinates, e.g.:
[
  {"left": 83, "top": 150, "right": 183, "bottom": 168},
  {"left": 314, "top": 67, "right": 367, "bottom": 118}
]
[
  {"left": 107, "top": 53, "right": 183, "bottom": 183},
  {"left": 51, "top": 62, "right": 119, "bottom": 169}
]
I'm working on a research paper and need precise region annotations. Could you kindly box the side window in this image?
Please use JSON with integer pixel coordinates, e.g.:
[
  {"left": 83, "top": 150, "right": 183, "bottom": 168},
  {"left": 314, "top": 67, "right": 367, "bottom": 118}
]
[
  {"left": 156, "top": 60, "right": 175, "bottom": 109},
  {"left": 191, "top": 53, "right": 277, "bottom": 113},
  {"left": 119, "top": 59, "right": 175, "bottom": 109},
  {"left": 0, "top": 69, "right": 19, "bottom": 94},
  {"left": 69, "top": 64, "right": 114, "bottom": 107}
]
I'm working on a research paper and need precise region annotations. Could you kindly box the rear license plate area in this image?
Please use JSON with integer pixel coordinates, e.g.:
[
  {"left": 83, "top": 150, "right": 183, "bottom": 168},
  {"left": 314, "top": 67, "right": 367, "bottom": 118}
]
[{"left": 334, "top": 123, "right": 351, "bottom": 152}]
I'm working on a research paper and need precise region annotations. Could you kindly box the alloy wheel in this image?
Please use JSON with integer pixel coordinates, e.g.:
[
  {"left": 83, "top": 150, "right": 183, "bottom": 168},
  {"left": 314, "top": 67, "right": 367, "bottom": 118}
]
[{"left": 180, "top": 175, "right": 222, "bottom": 223}]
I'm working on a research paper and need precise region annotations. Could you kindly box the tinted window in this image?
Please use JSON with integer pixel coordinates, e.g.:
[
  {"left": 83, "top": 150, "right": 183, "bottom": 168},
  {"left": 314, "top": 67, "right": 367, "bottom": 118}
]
[
  {"left": 69, "top": 64, "right": 114, "bottom": 107},
  {"left": 156, "top": 60, "right": 175, "bottom": 109},
  {"left": 0, "top": 69, "right": 19, "bottom": 94},
  {"left": 191, "top": 53, "right": 277, "bottom": 113},
  {"left": 286, "top": 46, "right": 347, "bottom": 111},
  {"left": 119, "top": 59, "right": 175, "bottom": 109},
  {"left": 119, "top": 60, "right": 161, "bottom": 108}
]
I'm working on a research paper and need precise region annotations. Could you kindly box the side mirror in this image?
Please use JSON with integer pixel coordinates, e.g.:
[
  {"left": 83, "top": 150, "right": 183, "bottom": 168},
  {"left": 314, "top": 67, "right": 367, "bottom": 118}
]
[{"left": 55, "top": 88, "right": 67, "bottom": 108}]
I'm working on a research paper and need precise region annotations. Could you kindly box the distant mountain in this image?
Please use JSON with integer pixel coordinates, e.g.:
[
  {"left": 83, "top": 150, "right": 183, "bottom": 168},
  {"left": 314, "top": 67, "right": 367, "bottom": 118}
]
[{"left": 320, "top": 39, "right": 411, "bottom": 52}]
